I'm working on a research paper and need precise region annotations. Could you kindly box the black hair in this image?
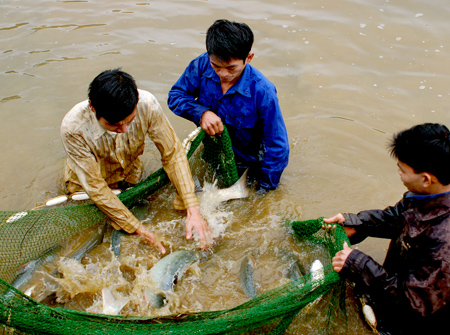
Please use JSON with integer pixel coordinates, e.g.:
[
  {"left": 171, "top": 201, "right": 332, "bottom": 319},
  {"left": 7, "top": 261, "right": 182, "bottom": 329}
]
[
  {"left": 206, "top": 19, "right": 254, "bottom": 62},
  {"left": 389, "top": 123, "right": 450, "bottom": 185},
  {"left": 88, "top": 68, "right": 139, "bottom": 124}
]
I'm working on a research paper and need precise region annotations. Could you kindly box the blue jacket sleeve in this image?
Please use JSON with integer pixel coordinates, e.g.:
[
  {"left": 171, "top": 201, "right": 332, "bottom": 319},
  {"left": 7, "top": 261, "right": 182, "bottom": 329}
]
[
  {"left": 256, "top": 86, "right": 290, "bottom": 190},
  {"left": 168, "top": 55, "right": 209, "bottom": 124}
]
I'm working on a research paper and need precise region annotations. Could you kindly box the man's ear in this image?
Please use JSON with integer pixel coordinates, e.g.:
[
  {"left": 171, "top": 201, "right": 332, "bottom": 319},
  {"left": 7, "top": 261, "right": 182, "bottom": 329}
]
[
  {"left": 422, "top": 172, "right": 435, "bottom": 188},
  {"left": 246, "top": 52, "right": 254, "bottom": 64}
]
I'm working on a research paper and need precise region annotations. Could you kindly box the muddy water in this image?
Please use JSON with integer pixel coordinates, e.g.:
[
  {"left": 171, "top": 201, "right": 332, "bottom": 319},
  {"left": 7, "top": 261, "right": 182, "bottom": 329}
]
[{"left": 1, "top": 0, "right": 450, "bottom": 333}]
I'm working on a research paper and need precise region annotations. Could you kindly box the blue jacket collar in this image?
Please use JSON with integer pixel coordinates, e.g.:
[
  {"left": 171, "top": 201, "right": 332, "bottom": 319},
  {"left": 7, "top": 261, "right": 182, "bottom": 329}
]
[
  {"left": 404, "top": 190, "right": 450, "bottom": 203},
  {"left": 204, "top": 55, "right": 253, "bottom": 98}
]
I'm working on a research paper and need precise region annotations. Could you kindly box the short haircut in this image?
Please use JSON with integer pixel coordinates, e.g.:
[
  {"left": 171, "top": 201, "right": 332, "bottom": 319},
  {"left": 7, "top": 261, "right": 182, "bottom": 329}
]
[
  {"left": 389, "top": 123, "right": 450, "bottom": 185},
  {"left": 88, "top": 69, "right": 139, "bottom": 124},
  {"left": 206, "top": 19, "right": 254, "bottom": 62}
]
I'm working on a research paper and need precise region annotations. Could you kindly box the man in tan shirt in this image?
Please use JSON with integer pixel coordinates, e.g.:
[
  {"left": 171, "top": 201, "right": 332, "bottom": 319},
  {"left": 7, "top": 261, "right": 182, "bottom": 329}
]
[{"left": 61, "top": 69, "right": 211, "bottom": 254}]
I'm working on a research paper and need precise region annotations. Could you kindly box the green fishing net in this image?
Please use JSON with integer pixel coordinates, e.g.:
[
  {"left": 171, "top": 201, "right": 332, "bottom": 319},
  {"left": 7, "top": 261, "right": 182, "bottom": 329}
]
[{"left": 0, "top": 126, "right": 349, "bottom": 334}]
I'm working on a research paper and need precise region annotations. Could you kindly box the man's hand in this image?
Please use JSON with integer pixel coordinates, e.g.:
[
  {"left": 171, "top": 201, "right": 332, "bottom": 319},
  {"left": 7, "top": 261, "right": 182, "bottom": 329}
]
[
  {"left": 200, "top": 110, "right": 224, "bottom": 135},
  {"left": 135, "top": 225, "right": 166, "bottom": 254},
  {"left": 322, "top": 213, "right": 345, "bottom": 234},
  {"left": 332, "top": 242, "right": 353, "bottom": 272},
  {"left": 185, "top": 206, "right": 212, "bottom": 250},
  {"left": 323, "top": 213, "right": 357, "bottom": 238},
  {"left": 323, "top": 213, "right": 346, "bottom": 225}
]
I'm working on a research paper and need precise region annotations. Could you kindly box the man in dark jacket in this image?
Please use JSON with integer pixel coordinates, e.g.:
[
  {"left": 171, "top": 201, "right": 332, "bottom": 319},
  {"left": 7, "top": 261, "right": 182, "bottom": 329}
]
[
  {"left": 324, "top": 123, "right": 450, "bottom": 334},
  {"left": 168, "top": 19, "right": 289, "bottom": 193}
]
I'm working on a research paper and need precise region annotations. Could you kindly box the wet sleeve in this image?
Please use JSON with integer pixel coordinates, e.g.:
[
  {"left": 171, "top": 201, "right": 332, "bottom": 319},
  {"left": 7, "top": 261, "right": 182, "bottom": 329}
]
[
  {"left": 341, "top": 249, "right": 405, "bottom": 308},
  {"left": 343, "top": 199, "right": 406, "bottom": 241},
  {"left": 145, "top": 99, "right": 199, "bottom": 210},
  {"left": 342, "top": 245, "right": 450, "bottom": 317},
  {"left": 61, "top": 129, "right": 141, "bottom": 233}
]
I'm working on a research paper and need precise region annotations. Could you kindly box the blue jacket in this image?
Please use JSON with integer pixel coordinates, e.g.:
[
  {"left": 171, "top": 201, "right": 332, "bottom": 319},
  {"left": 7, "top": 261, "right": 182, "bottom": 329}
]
[{"left": 168, "top": 52, "right": 289, "bottom": 190}]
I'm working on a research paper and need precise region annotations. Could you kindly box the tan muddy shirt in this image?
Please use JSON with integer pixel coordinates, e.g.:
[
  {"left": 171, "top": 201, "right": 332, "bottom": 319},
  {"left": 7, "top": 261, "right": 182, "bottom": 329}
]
[{"left": 61, "top": 89, "right": 199, "bottom": 233}]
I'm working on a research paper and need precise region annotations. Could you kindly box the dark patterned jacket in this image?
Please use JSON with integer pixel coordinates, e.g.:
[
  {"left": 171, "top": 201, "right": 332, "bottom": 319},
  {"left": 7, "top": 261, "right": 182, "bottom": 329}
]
[{"left": 341, "top": 191, "right": 450, "bottom": 334}]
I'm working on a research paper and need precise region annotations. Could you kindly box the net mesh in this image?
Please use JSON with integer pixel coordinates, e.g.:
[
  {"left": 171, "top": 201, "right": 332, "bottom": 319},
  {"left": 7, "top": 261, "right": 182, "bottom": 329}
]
[{"left": 0, "top": 126, "right": 349, "bottom": 335}]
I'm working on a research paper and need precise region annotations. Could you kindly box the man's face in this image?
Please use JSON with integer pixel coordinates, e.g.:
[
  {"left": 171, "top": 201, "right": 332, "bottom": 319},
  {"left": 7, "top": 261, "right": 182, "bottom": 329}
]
[
  {"left": 209, "top": 53, "right": 253, "bottom": 86},
  {"left": 397, "top": 160, "right": 426, "bottom": 194},
  {"left": 98, "top": 108, "right": 137, "bottom": 133}
]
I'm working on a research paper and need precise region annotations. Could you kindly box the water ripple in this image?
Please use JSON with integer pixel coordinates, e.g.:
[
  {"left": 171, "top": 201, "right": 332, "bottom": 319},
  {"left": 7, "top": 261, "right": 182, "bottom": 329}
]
[{"left": 0, "top": 23, "right": 29, "bottom": 31}]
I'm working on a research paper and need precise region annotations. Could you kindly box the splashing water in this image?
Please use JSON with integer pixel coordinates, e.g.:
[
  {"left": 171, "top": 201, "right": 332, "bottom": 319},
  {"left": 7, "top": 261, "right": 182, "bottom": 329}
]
[{"left": 197, "top": 179, "right": 236, "bottom": 240}]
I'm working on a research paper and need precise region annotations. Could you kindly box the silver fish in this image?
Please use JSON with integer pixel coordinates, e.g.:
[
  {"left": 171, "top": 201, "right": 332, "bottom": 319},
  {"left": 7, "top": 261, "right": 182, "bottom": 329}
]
[
  {"left": 111, "top": 229, "right": 126, "bottom": 258},
  {"left": 278, "top": 249, "right": 307, "bottom": 281},
  {"left": 5, "top": 223, "right": 106, "bottom": 302},
  {"left": 288, "top": 261, "right": 306, "bottom": 281},
  {"left": 111, "top": 202, "right": 149, "bottom": 258},
  {"left": 239, "top": 254, "right": 257, "bottom": 299},
  {"left": 68, "top": 223, "right": 107, "bottom": 261},
  {"left": 309, "top": 259, "right": 325, "bottom": 289},
  {"left": 296, "top": 259, "right": 326, "bottom": 315},
  {"left": 144, "top": 250, "right": 197, "bottom": 308},
  {"left": 239, "top": 250, "right": 306, "bottom": 299},
  {"left": 10, "top": 244, "right": 64, "bottom": 293}
]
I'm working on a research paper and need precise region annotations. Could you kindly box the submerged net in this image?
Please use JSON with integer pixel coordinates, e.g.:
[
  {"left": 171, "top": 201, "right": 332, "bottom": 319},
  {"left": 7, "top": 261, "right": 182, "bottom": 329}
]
[{"left": 0, "top": 126, "right": 349, "bottom": 334}]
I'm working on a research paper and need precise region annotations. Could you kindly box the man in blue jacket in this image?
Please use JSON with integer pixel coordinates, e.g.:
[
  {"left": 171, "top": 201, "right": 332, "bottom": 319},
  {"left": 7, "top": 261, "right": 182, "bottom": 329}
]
[{"left": 168, "top": 19, "right": 289, "bottom": 193}]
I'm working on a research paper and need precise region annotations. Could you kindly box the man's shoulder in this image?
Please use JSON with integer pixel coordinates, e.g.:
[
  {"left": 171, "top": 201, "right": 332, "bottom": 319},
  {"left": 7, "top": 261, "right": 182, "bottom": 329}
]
[
  {"left": 187, "top": 52, "right": 213, "bottom": 74},
  {"left": 245, "top": 65, "right": 276, "bottom": 91},
  {"left": 137, "top": 89, "right": 162, "bottom": 115},
  {"left": 137, "top": 89, "right": 155, "bottom": 101},
  {"left": 61, "top": 100, "right": 90, "bottom": 135},
  {"left": 192, "top": 52, "right": 209, "bottom": 64},
  {"left": 414, "top": 192, "right": 450, "bottom": 222}
]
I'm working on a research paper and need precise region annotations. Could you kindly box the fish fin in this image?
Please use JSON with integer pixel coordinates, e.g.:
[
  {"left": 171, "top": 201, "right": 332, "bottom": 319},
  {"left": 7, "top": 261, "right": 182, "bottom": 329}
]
[
  {"left": 111, "top": 229, "right": 126, "bottom": 258},
  {"left": 249, "top": 254, "right": 256, "bottom": 266},
  {"left": 24, "top": 285, "right": 36, "bottom": 297},
  {"left": 144, "top": 287, "right": 166, "bottom": 308},
  {"left": 217, "top": 168, "right": 250, "bottom": 203},
  {"left": 193, "top": 176, "right": 203, "bottom": 193}
]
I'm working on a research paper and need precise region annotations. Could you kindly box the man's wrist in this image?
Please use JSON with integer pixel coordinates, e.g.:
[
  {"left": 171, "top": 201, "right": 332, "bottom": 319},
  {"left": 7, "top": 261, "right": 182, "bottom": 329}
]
[{"left": 186, "top": 205, "right": 201, "bottom": 217}]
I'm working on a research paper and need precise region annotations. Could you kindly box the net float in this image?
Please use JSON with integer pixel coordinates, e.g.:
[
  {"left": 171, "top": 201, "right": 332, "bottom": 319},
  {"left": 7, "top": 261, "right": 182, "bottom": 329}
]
[
  {"left": 45, "top": 195, "right": 69, "bottom": 207},
  {"left": 71, "top": 189, "right": 121, "bottom": 201}
]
